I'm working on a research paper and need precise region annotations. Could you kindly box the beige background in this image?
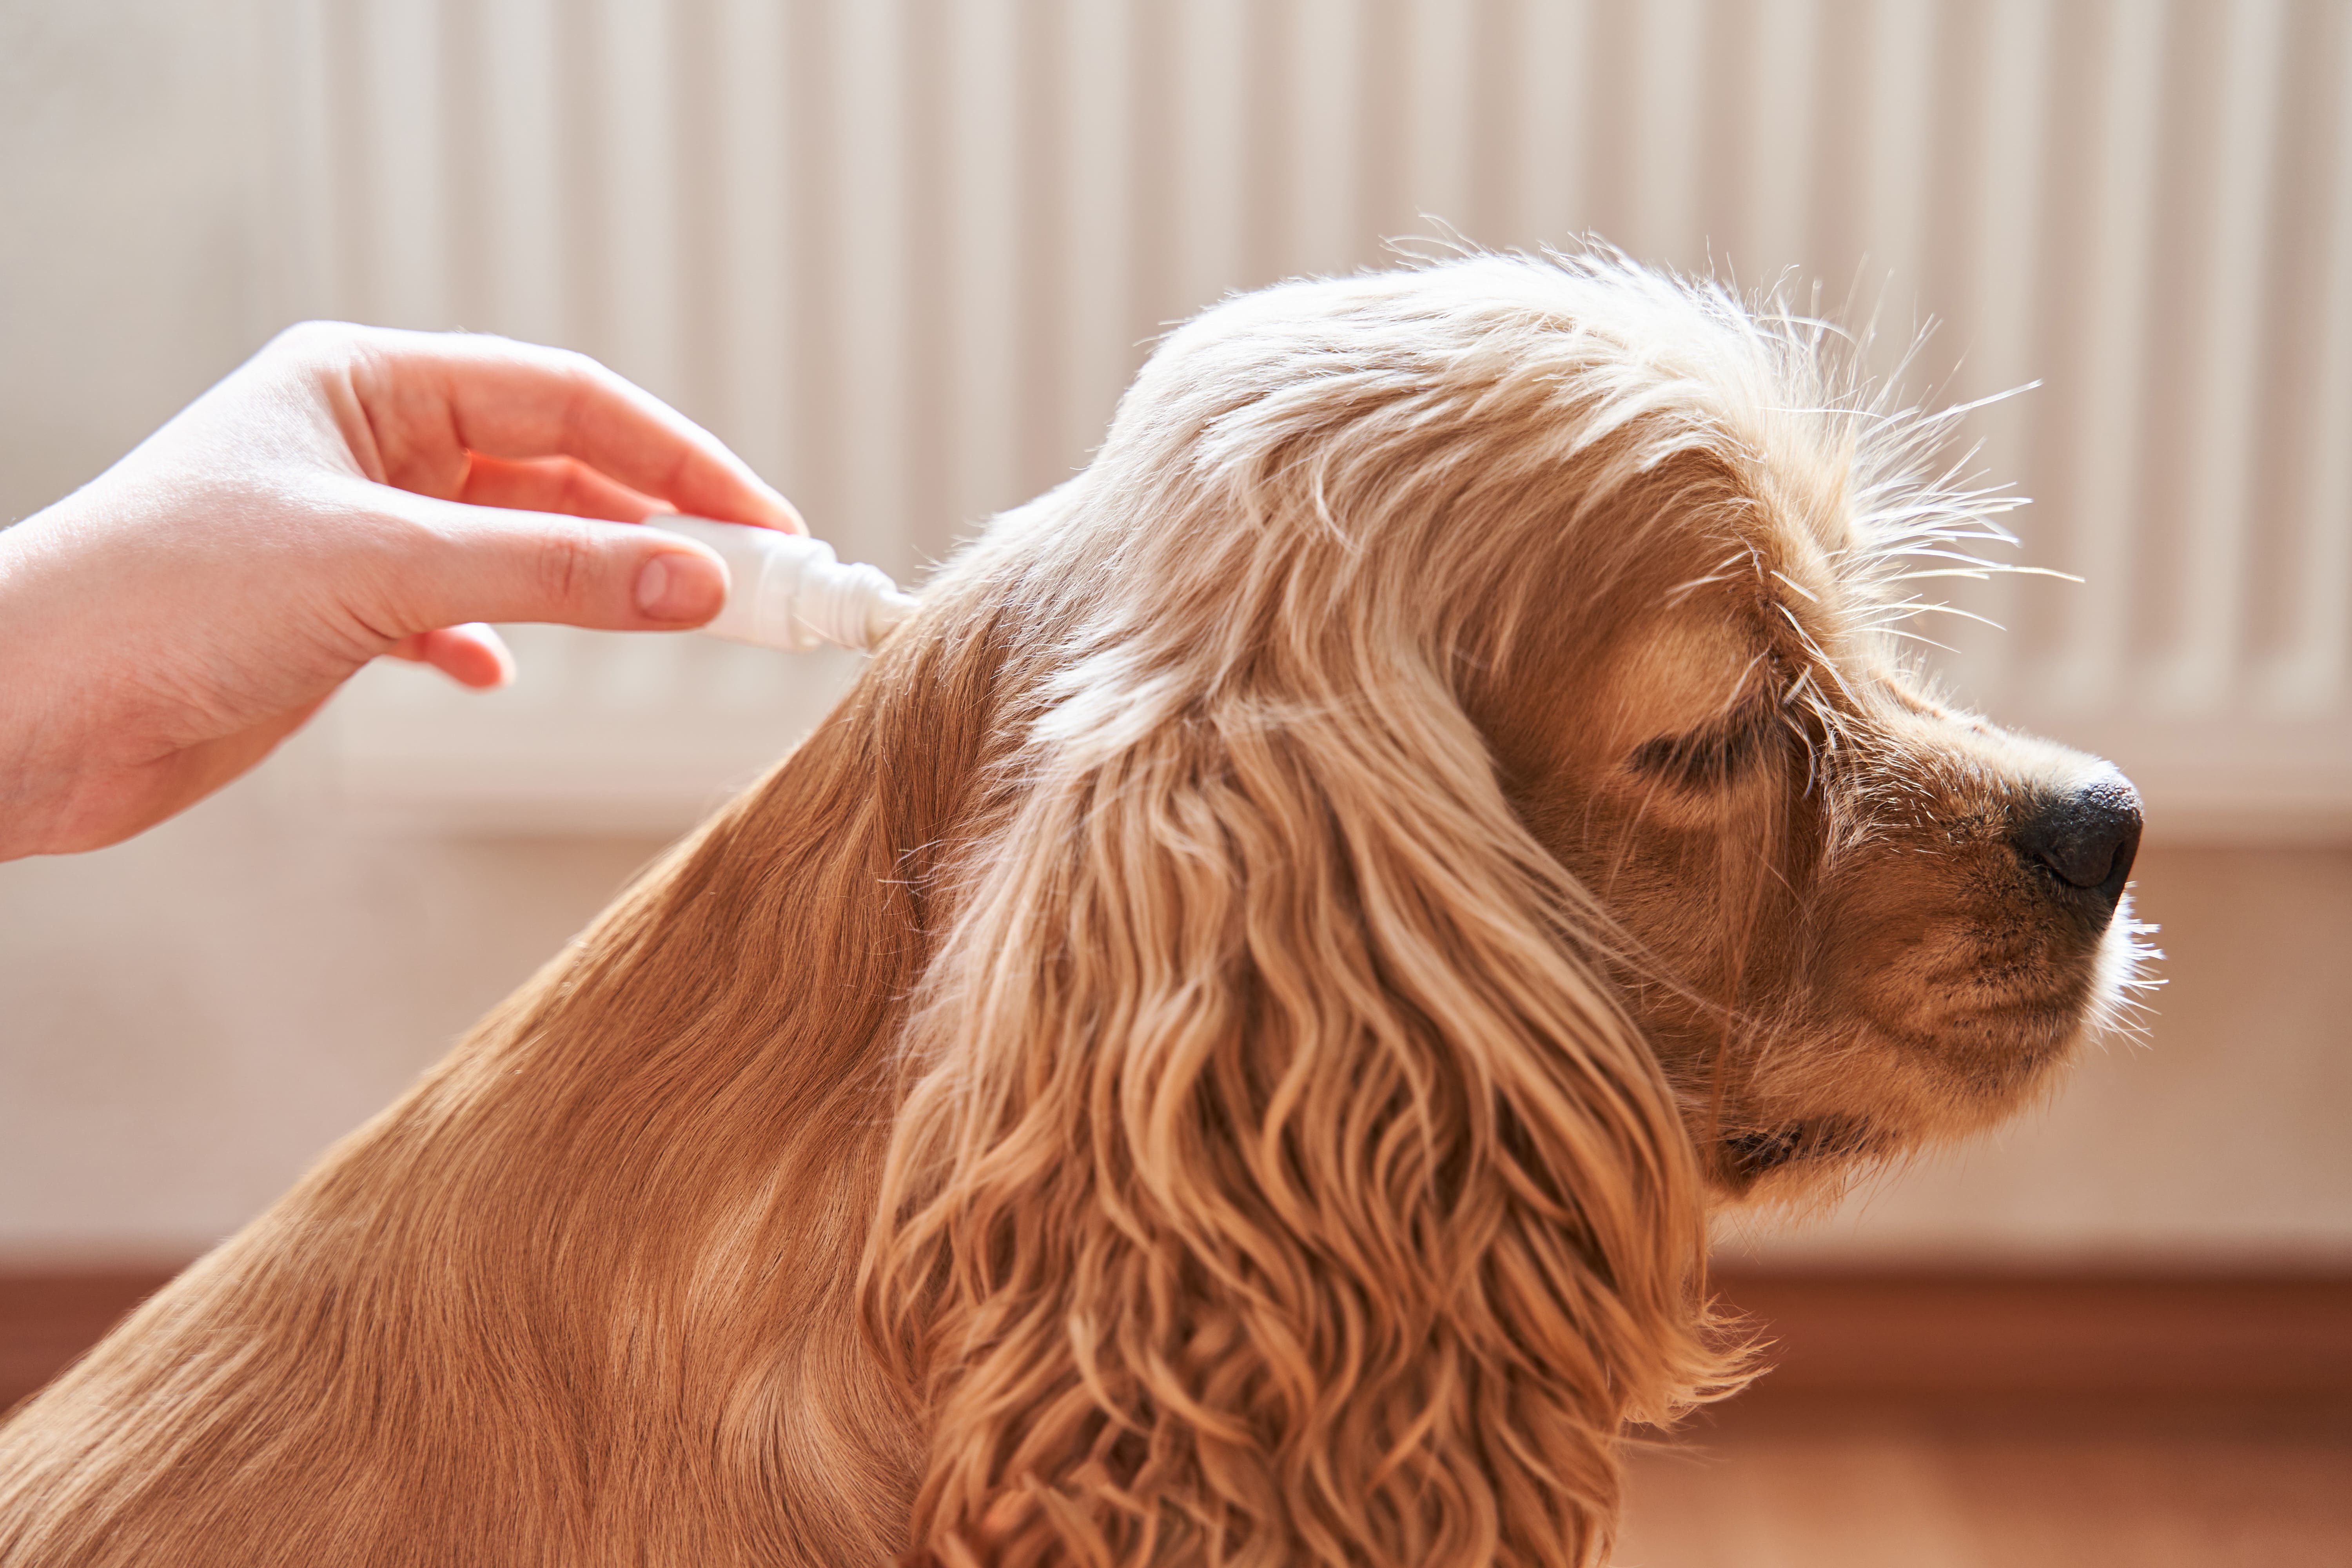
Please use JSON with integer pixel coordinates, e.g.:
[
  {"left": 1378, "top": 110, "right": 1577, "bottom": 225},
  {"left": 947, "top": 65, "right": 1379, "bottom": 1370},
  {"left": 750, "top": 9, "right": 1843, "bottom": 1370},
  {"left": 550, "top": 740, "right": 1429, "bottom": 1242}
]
[
  {"left": 9, "top": 780, "right": 2348, "bottom": 1267},
  {"left": 3, "top": 0, "right": 2347, "bottom": 1268}
]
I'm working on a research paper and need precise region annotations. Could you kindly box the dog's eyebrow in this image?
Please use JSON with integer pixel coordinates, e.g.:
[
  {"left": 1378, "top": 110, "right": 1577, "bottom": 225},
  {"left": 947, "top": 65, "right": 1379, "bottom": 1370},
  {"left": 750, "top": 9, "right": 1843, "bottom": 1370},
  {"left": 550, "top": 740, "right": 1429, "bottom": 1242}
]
[
  {"left": 1713, "top": 649, "right": 1774, "bottom": 721},
  {"left": 1664, "top": 550, "right": 1755, "bottom": 606}
]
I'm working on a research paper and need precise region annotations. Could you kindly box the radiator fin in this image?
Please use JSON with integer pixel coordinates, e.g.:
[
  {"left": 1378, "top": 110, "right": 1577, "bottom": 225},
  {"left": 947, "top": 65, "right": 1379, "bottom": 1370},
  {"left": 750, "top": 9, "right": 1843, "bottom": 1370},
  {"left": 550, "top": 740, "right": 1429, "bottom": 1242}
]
[{"left": 279, "top": 0, "right": 2351, "bottom": 836}]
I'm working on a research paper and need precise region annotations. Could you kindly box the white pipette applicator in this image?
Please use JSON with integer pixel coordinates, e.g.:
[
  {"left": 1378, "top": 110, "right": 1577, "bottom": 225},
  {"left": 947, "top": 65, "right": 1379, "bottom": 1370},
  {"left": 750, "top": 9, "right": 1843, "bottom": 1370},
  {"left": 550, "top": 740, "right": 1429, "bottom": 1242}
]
[{"left": 644, "top": 516, "right": 916, "bottom": 653}]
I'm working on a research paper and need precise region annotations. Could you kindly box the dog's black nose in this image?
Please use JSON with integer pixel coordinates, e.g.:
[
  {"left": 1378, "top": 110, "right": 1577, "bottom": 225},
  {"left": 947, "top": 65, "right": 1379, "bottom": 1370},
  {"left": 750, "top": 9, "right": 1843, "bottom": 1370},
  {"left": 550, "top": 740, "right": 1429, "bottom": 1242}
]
[{"left": 2012, "top": 775, "right": 2143, "bottom": 921}]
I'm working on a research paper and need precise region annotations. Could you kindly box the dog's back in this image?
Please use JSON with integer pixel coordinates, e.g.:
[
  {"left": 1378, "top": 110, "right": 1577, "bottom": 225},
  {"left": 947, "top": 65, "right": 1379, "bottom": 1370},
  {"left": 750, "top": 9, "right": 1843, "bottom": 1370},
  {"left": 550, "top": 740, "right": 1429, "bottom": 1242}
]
[{"left": 0, "top": 622, "right": 1006, "bottom": 1565}]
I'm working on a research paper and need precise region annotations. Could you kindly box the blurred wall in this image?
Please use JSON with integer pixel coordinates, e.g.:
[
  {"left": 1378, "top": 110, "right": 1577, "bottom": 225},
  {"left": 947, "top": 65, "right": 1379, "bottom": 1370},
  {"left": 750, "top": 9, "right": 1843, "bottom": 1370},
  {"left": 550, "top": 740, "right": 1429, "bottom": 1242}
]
[
  {"left": 9, "top": 791, "right": 2347, "bottom": 1266},
  {"left": 2, "top": 0, "right": 2347, "bottom": 1267},
  {"left": 283, "top": 0, "right": 2352, "bottom": 837},
  {"left": 0, "top": 0, "right": 269, "bottom": 530}
]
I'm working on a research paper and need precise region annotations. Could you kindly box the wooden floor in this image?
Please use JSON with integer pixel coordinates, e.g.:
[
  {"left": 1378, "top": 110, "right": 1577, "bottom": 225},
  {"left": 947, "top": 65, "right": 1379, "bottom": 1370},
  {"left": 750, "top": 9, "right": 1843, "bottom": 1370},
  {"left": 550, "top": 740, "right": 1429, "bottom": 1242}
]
[
  {"left": 5, "top": 1266, "right": 2348, "bottom": 1562},
  {"left": 1613, "top": 1270, "right": 2352, "bottom": 1566},
  {"left": 1617, "top": 1404, "right": 2351, "bottom": 1568}
]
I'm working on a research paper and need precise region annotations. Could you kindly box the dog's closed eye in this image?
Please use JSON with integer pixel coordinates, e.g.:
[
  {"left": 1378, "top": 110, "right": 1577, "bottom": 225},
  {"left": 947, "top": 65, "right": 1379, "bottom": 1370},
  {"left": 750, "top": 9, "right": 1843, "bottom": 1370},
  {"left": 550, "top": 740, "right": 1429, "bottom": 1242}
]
[{"left": 1627, "top": 707, "right": 1780, "bottom": 789}]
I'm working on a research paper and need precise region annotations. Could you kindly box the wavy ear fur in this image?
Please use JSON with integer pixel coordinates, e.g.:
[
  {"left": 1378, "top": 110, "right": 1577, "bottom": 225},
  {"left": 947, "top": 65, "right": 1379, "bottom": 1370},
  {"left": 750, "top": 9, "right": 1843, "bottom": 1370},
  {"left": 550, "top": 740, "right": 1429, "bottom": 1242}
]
[
  {"left": 856, "top": 251, "right": 1797, "bottom": 1564},
  {"left": 868, "top": 661, "right": 1726, "bottom": 1567}
]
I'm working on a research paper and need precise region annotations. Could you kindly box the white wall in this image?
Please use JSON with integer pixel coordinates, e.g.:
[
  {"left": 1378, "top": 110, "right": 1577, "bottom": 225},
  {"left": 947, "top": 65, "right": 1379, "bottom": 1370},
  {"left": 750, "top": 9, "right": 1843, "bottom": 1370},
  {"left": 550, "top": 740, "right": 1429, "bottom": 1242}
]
[
  {"left": 285, "top": 0, "right": 2352, "bottom": 838},
  {"left": 0, "top": 768, "right": 670, "bottom": 1262},
  {"left": 2, "top": 0, "right": 2347, "bottom": 1267},
  {"left": 10, "top": 773, "right": 2347, "bottom": 1267},
  {"left": 0, "top": 0, "right": 270, "bottom": 528}
]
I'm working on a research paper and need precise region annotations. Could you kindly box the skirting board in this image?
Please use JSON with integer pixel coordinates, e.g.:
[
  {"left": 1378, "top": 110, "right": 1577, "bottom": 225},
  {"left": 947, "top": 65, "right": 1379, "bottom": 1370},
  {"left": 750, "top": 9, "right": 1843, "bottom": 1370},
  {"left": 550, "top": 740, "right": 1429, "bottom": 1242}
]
[
  {"left": 1706, "top": 1268, "right": 2352, "bottom": 1426},
  {"left": 4, "top": 1266, "right": 2348, "bottom": 1424}
]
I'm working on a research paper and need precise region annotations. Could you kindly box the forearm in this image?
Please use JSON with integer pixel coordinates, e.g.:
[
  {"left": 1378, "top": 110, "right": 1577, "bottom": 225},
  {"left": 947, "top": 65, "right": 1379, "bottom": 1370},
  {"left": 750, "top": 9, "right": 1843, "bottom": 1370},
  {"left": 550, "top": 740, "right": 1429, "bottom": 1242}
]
[
  {"left": 0, "top": 493, "right": 182, "bottom": 859},
  {"left": 0, "top": 507, "right": 87, "bottom": 858}
]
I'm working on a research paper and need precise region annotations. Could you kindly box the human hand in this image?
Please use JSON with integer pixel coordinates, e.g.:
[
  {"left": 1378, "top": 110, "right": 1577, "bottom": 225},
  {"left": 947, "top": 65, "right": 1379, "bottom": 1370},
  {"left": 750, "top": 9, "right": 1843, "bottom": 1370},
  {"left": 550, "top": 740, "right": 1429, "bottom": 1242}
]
[{"left": 0, "top": 322, "right": 801, "bottom": 859}]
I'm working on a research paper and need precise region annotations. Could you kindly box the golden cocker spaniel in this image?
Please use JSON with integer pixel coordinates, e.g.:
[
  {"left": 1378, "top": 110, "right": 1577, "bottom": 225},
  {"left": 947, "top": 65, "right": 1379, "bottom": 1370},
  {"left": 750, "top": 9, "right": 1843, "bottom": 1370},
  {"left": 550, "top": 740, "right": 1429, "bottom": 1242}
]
[{"left": 0, "top": 253, "right": 2148, "bottom": 1568}]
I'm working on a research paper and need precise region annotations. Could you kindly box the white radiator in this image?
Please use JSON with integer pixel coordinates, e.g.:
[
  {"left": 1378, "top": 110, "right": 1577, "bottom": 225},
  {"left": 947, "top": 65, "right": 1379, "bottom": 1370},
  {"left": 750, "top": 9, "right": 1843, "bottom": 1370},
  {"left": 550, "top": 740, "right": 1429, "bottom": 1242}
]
[{"left": 270, "top": 0, "right": 2352, "bottom": 839}]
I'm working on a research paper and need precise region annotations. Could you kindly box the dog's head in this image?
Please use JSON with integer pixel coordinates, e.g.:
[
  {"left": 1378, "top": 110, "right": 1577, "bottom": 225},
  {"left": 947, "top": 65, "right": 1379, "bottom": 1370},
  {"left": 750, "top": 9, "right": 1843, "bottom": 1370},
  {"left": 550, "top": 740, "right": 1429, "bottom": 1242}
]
[
  {"left": 1434, "top": 285, "right": 2149, "bottom": 1205},
  {"left": 858, "top": 253, "right": 2145, "bottom": 1566}
]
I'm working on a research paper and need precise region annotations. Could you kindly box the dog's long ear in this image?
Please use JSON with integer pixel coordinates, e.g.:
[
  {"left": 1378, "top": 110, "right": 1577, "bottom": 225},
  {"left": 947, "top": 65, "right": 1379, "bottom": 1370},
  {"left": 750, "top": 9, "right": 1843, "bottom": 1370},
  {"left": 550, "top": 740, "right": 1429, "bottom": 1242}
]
[{"left": 866, "top": 661, "right": 1733, "bottom": 1568}]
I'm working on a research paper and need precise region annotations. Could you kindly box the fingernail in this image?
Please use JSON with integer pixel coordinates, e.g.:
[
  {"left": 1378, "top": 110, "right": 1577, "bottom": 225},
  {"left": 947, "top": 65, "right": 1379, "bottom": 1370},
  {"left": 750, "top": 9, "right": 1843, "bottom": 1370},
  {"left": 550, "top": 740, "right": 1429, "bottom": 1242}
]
[{"left": 635, "top": 550, "right": 726, "bottom": 623}]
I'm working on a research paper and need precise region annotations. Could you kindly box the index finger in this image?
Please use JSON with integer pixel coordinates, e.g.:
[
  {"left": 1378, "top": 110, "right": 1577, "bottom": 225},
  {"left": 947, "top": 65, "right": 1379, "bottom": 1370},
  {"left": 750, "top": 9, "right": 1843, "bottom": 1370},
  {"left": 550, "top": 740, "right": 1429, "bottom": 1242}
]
[{"left": 343, "top": 328, "right": 804, "bottom": 533}]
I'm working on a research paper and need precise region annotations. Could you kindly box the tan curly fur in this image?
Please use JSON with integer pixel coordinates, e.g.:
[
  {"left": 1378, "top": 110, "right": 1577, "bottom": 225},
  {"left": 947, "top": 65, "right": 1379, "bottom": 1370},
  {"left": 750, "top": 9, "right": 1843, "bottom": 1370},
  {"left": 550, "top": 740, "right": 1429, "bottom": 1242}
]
[{"left": 0, "top": 252, "right": 2146, "bottom": 1567}]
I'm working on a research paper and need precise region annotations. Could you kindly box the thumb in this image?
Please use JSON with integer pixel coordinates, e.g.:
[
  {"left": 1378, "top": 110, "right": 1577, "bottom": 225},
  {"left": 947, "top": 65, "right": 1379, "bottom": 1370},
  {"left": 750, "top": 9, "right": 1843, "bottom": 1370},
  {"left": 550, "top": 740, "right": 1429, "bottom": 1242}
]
[{"left": 380, "top": 497, "right": 732, "bottom": 635}]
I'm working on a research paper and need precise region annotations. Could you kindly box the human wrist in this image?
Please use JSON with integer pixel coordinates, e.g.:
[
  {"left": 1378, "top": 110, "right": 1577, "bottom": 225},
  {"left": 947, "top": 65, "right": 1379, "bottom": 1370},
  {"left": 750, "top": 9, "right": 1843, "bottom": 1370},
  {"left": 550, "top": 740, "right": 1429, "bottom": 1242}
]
[{"left": 0, "top": 508, "right": 91, "bottom": 859}]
